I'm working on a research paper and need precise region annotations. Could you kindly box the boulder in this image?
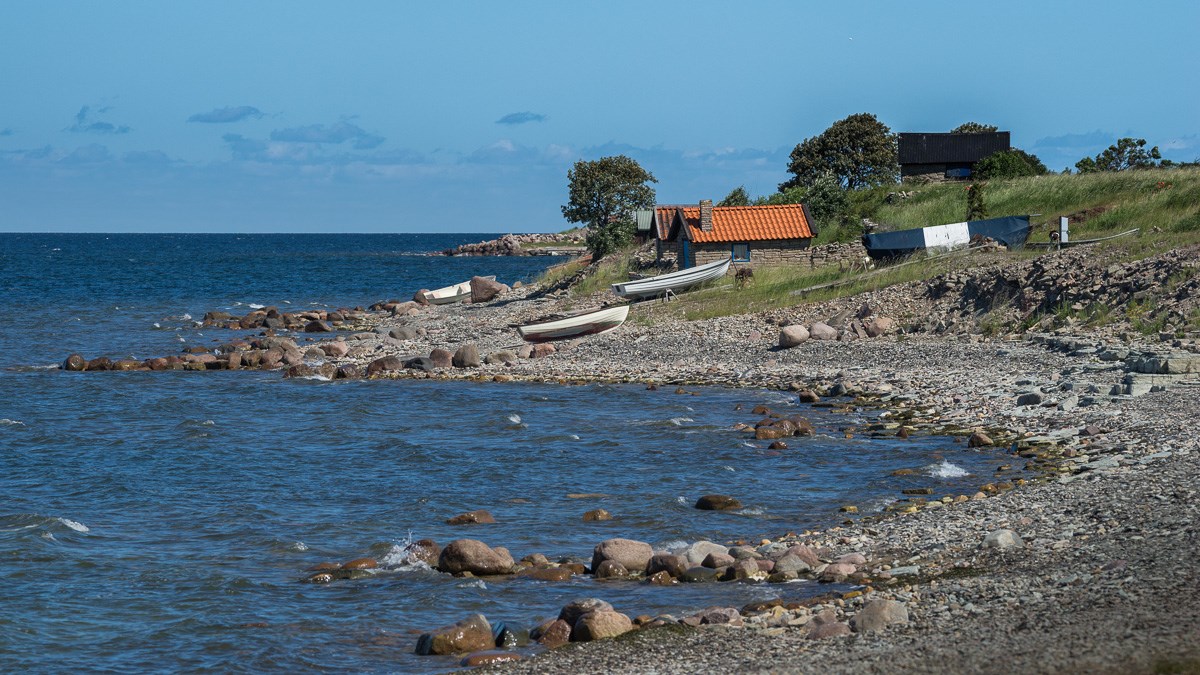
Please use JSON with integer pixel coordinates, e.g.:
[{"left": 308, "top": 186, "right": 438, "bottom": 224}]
[
  {"left": 571, "top": 610, "right": 633, "bottom": 642},
  {"left": 470, "top": 276, "right": 509, "bottom": 303},
  {"left": 592, "top": 538, "right": 653, "bottom": 573},
  {"left": 365, "top": 355, "right": 404, "bottom": 377},
  {"left": 695, "top": 494, "right": 742, "bottom": 511},
  {"left": 437, "top": 539, "right": 515, "bottom": 575},
  {"left": 320, "top": 341, "right": 350, "bottom": 358},
  {"left": 865, "top": 316, "right": 896, "bottom": 337},
  {"left": 582, "top": 508, "right": 612, "bottom": 521},
  {"left": 340, "top": 557, "right": 378, "bottom": 570},
  {"left": 773, "top": 553, "right": 812, "bottom": 575},
  {"left": 405, "top": 539, "right": 441, "bottom": 566},
  {"left": 696, "top": 607, "right": 744, "bottom": 626},
  {"left": 983, "top": 529, "right": 1024, "bottom": 550},
  {"left": 647, "top": 553, "right": 688, "bottom": 578},
  {"left": 558, "top": 598, "right": 614, "bottom": 627},
  {"left": 701, "top": 552, "right": 735, "bottom": 569},
  {"left": 413, "top": 290, "right": 430, "bottom": 305},
  {"left": 485, "top": 351, "right": 518, "bottom": 366},
  {"left": 414, "top": 613, "right": 494, "bottom": 655},
  {"left": 404, "top": 357, "right": 435, "bottom": 372},
  {"left": 681, "top": 541, "right": 731, "bottom": 565},
  {"left": 531, "top": 343, "right": 556, "bottom": 358},
  {"left": 87, "top": 356, "right": 113, "bottom": 371},
  {"left": 429, "top": 348, "right": 453, "bottom": 368},
  {"left": 335, "top": 364, "right": 362, "bottom": 380},
  {"left": 807, "top": 621, "right": 852, "bottom": 639},
  {"left": 778, "top": 325, "right": 810, "bottom": 348},
  {"left": 304, "top": 320, "right": 332, "bottom": 333},
  {"left": 819, "top": 562, "right": 857, "bottom": 582},
  {"left": 593, "top": 560, "right": 629, "bottom": 579},
  {"left": 452, "top": 344, "right": 481, "bottom": 368},
  {"left": 968, "top": 431, "right": 994, "bottom": 447},
  {"left": 62, "top": 354, "right": 87, "bottom": 371},
  {"left": 1016, "top": 392, "right": 1043, "bottom": 406},
  {"left": 809, "top": 322, "right": 838, "bottom": 340},
  {"left": 446, "top": 510, "right": 496, "bottom": 525},
  {"left": 389, "top": 326, "right": 418, "bottom": 340},
  {"left": 797, "top": 390, "right": 821, "bottom": 403},
  {"left": 851, "top": 599, "right": 909, "bottom": 633},
  {"left": 680, "top": 566, "right": 720, "bottom": 583},
  {"left": 530, "top": 619, "right": 571, "bottom": 648}
]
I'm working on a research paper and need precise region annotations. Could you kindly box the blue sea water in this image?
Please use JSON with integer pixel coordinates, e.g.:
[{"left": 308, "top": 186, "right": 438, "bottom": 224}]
[{"left": 0, "top": 234, "right": 1012, "bottom": 673}]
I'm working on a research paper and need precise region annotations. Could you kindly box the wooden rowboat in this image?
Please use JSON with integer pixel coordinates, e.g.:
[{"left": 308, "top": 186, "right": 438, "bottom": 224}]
[
  {"left": 516, "top": 305, "right": 630, "bottom": 343},
  {"left": 422, "top": 275, "right": 496, "bottom": 305},
  {"left": 611, "top": 256, "right": 732, "bottom": 300}
]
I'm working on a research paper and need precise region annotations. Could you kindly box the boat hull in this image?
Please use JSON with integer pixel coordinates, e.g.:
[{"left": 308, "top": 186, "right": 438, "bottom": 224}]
[
  {"left": 423, "top": 275, "right": 496, "bottom": 304},
  {"left": 612, "top": 257, "right": 731, "bottom": 299},
  {"left": 517, "top": 305, "right": 630, "bottom": 343},
  {"left": 863, "top": 216, "right": 1031, "bottom": 260}
]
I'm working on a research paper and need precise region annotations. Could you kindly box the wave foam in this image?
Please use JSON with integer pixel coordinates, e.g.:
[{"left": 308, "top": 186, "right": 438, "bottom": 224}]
[
  {"left": 927, "top": 460, "right": 969, "bottom": 478},
  {"left": 0, "top": 419, "right": 25, "bottom": 426}
]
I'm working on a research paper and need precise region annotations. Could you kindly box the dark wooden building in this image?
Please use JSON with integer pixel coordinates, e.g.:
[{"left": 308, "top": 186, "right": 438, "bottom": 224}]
[{"left": 898, "top": 132, "right": 1010, "bottom": 180}]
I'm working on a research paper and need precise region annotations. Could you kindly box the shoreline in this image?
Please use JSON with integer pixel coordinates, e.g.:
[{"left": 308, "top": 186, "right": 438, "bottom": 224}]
[{"left": 54, "top": 256, "right": 1200, "bottom": 672}]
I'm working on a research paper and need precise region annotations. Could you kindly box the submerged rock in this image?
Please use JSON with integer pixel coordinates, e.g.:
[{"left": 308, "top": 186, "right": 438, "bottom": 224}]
[{"left": 414, "top": 613, "right": 494, "bottom": 656}]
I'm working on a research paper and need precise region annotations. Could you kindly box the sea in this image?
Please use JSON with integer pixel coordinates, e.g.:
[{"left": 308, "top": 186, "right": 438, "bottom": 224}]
[{"left": 0, "top": 233, "right": 1012, "bottom": 673}]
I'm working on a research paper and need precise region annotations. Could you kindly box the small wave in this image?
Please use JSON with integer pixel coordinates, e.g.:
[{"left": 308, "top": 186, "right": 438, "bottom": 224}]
[
  {"left": 723, "top": 465, "right": 736, "bottom": 472},
  {"left": 248, "top": 304, "right": 265, "bottom": 309},
  {"left": 927, "top": 460, "right": 969, "bottom": 478},
  {"left": 668, "top": 417, "right": 694, "bottom": 426},
  {"left": 163, "top": 313, "right": 192, "bottom": 321},
  {"left": 59, "top": 518, "right": 89, "bottom": 532},
  {"left": 568, "top": 434, "right": 580, "bottom": 440},
  {"left": 0, "top": 419, "right": 25, "bottom": 426},
  {"left": 738, "top": 506, "right": 766, "bottom": 516},
  {"left": 299, "top": 375, "right": 332, "bottom": 382},
  {"left": 289, "top": 542, "right": 308, "bottom": 552},
  {"left": 507, "top": 414, "right": 522, "bottom": 425},
  {"left": 674, "top": 496, "right": 687, "bottom": 505},
  {"left": 457, "top": 579, "right": 487, "bottom": 589}
]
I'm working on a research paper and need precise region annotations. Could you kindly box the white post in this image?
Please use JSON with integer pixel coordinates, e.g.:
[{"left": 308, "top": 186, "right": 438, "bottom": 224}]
[{"left": 1059, "top": 216, "right": 1069, "bottom": 244}]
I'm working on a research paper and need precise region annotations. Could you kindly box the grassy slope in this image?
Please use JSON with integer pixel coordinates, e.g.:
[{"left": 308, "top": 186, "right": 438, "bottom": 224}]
[{"left": 543, "top": 167, "right": 1200, "bottom": 321}]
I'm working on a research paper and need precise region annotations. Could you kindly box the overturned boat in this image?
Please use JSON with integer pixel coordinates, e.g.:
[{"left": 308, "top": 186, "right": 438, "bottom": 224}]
[
  {"left": 516, "top": 304, "right": 630, "bottom": 343},
  {"left": 863, "top": 215, "right": 1032, "bottom": 260},
  {"left": 611, "top": 256, "right": 732, "bottom": 300},
  {"left": 422, "top": 275, "right": 496, "bottom": 305}
]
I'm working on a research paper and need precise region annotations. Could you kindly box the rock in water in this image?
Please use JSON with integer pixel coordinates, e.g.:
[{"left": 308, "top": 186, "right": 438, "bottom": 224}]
[
  {"left": 695, "top": 494, "right": 742, "bottom": 511},
  {"left": 591, "top": 538, "right": 653, "bottom": 573},
  {"left": 62, "top": 354, "right": 87, "bottom": 371},
  {"left": 558, "top": 598, "right": 614, "bottom": 627},
  {"left": 437, "top": 539, "right": 515, "bottom": 575},
  {"left": 414, "top": 613, "right": 494, "bottom": 655},
  {"left": 446, "top": 510, "right": 496, "bottom": 525}
]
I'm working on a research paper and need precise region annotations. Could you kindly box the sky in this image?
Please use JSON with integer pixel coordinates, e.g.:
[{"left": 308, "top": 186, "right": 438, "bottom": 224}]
[{"left": 1, "top": 0, "right": 1197, "bottom": 233}]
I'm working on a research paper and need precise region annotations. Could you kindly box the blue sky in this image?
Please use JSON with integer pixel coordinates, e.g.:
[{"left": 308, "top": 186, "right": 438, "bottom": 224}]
[{"left": 2, "top": 1, "right": 1197, "bottom": 233}]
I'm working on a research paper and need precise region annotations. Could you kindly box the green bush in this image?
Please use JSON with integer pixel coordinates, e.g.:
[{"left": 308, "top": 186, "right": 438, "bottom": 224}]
[{"left": 975, "top": 149, "right": 1048, "bottom": 179}]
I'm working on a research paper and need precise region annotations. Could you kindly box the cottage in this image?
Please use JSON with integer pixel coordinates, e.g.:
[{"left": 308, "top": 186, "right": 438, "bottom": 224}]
[
  {"left": 656, "top": 200, "right": 816, "bottom": 269},
  {"left": 899, "top": 132, "right": 1010, "bottom": 180}
]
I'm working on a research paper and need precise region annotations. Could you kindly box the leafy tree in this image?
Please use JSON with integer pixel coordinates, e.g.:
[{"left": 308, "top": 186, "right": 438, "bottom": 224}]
[
  {"left": 966, "top": 182, "right": 988, "bottom": 221},
  {"left": 718, "top": 185, "right": 751, "bottom": 206},
  {"left": 781, "top": 113, "right": 898, "bottom": 191},
  {"left": 974, "top": 149, "right": 1048, "bottom": 179},
  {"left": 753, "top": 186, "right": 807, "bottom": 205},
  {"left": 1075, "top": 138, "right": 1162, "bottom": 173},
  {"left": 951, "top": 122, "right": 999, "bottom": 134},
  {"left": 562, "top": 155, "right": 657, "bottom": 259}
]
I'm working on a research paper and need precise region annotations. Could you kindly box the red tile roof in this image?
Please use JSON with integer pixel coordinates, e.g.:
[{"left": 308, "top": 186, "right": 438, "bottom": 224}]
[{"left": 679, "top": 203, "right": 814, "bottom": 243}]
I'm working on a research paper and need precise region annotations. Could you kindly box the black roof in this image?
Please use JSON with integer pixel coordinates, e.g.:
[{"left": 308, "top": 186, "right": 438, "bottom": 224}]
[{"left": 898, "top": 132, "right": 1011, "bottom": 165}]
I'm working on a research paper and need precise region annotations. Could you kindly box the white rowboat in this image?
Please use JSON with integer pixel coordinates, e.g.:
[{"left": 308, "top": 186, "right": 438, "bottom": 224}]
[
  {"left": 422, "top": 275, "right": 496, "bottom": 305},
  {"left": 611, "top": 257, "right": 732, "bottom": 299},
  {"left": 516, "top": 305, "right": 630, "bottom": 343}
]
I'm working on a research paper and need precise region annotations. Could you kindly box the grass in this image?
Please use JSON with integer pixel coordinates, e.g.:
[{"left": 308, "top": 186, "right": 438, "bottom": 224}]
[{"left": 543, "top": 168, "right": 1200, "bottom": 326}]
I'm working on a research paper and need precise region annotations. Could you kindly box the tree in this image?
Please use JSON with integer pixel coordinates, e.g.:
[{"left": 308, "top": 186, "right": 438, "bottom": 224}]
[
  {"left": 1075, "top": 138, "right": 1162, "bottom": 173},
  {"left": 781, "top": 113, "right": 898, "bottom": 191},
  {"left": 974, "top": 149, "right": 1048, "bottom": 179},
  {"left": 966, "top": 182, "right": 988, "bottom": 221},
  {"left": 951, "top": 122, "right": 999, "bottom": 134},
  {"left": 562, "top": 155, "right": 657, "bottom": 259},
  {"left": 718, "top": 185, "right": 751, "bottom": 206}
]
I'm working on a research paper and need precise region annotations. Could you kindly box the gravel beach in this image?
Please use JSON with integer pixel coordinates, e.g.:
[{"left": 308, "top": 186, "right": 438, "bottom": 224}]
[{"left": 298, "top": 252, "right": 1197, "bottom": 673}]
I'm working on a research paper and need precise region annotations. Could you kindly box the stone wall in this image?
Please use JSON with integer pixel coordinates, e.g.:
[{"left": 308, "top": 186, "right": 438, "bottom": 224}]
[{"left": 691, "top": 240, "right": 868, "bottom": 272}]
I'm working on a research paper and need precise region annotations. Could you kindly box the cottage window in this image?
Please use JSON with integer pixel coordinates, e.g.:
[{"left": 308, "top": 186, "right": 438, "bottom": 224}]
[{"left": 731, "top": 243, "right": 750, "bottom": 262}]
